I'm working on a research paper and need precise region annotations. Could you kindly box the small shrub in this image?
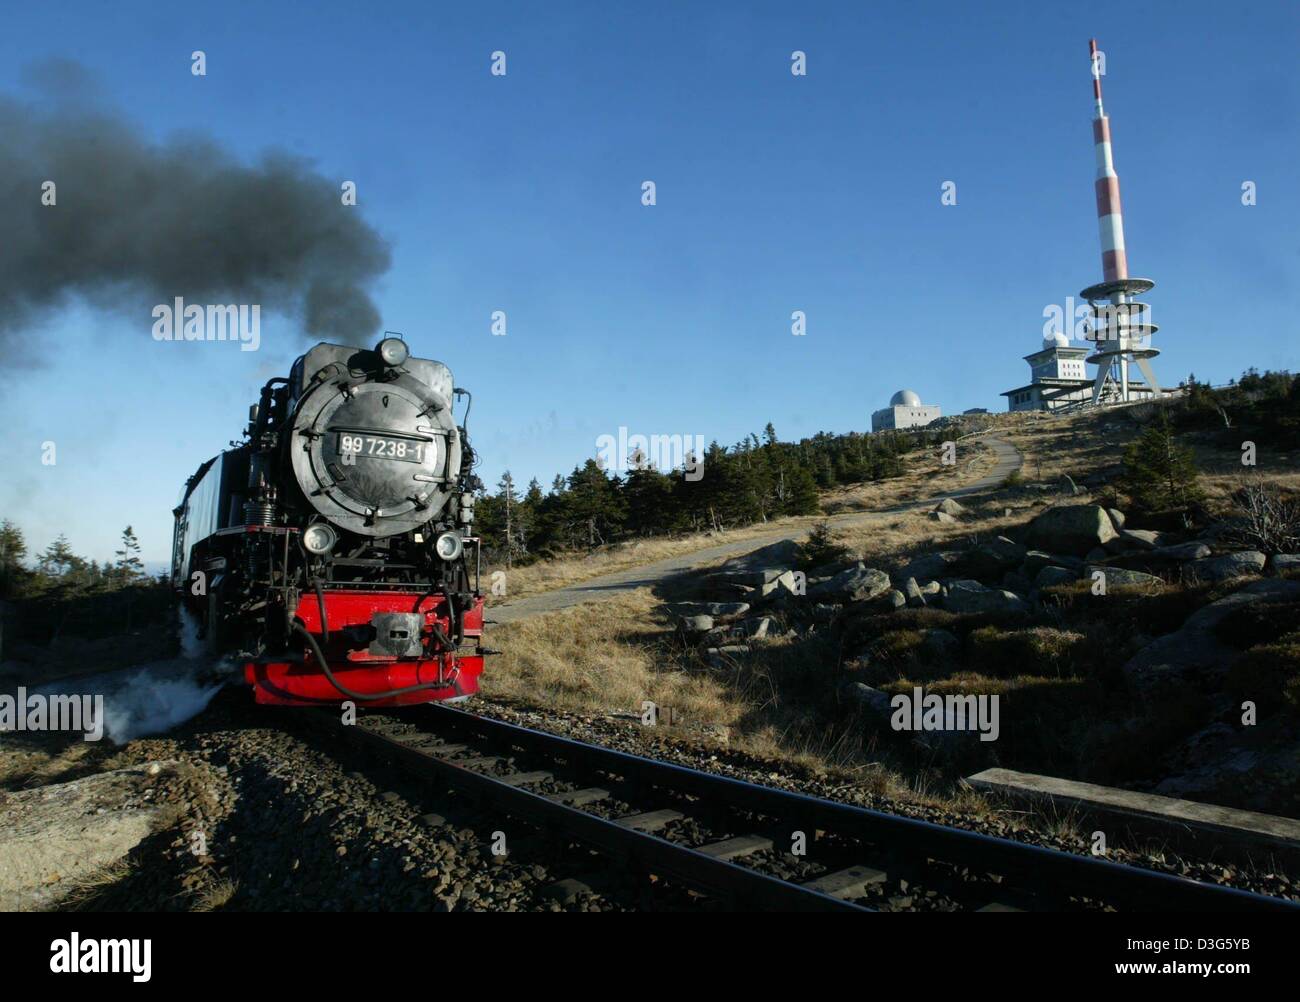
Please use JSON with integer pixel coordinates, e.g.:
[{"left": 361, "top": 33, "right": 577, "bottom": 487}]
[
  {"left": 968, "top": 626, "right": 1088, "bottom": 678},
  {"left": 1213, "top": 601, "right": 1300, "bottom": 649},
  {"left": 1226, "top": 638, "right": 1300, "bottom": 717},
  {"left": 800, "top": 520, "right": 852, "bottom": 571},
  {"left": 1225, "top": 480, "right": 1300, "bottom": 553},
  {"left": 1083, "top": 688, "right": 1211, "bottom": 783},
  {"left": 1119, "top": 411, "right": 1204, "bottom": 514}
]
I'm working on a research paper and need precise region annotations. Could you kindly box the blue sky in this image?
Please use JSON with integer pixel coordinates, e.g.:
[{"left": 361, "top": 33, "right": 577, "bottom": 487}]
[{"left": 2, "top": 0, "right": 1297, "bottom": 564}]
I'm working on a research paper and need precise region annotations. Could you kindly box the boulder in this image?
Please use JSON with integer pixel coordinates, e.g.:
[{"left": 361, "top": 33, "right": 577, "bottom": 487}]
[
  {"left": 678, "top": 614, "right": 714, "bottom": 635},
  {"left": 706, "top": 567, "right": 803, "bottom": 599},
  {"left": 1107, "top": 508, "right": 1127, "bottom": 530},
  {"left": 667, "top": 601, "right": 750, "bottom": 619},
  {"left": 1188, "top": 551, "right": 1267, "bottom": 583},
  {"left": 1086, "top": 565, "right": 1163, "bottom": 588},
  {"left": 769, "top": 570, "right": 803, "bottom": 598},
  {"left": 930, "top": 511, "right": 957, "bottom": 524},
  {"left": 920, "top": 628, "right": 961, "bottom": 660},
  {"left": 964, "top": 536, "right": 1028, "bottom": 579},
  {"left": 1002, "top": 570, "right": 1034, "bottom": 595},
  {"left": 1271, "top": 554, "right": 1300, "bottom": 574},
  {"left": 1123, "top": 579, "right": 1300, "bottom": 694},
  {"left": 904, "top": 577, "right": 926, "bottom": 608},
  {"left": 882, "top": 590, "right": 907, "bottom": 610},
  {"left": 900, "top": 551, "right": 963, "bottom": 583},
  {"left": 1150, "top": 542, "right": 1211, "bottom": 561},
  {"left": 721, "top": 539, "right": 801, "bottom": 574},
  {"left": 736, "top": 616, "right": 773, "bottom": 639},
  {"left": 1059, "top": 473, "right": 1080, "bottom": 495},
  {"left": 942, "top": 580, "right": 1029, "bottom": 615},
  {"left": 808, "top": 563, "right": 892, "bottom": 604},
  {"left": 1119, "top": 528, "right": 1167, "bottom": 550},
  {"left": 1025, "top": 504, "right": 1118, "bottom": 556},
  {"left": 844, "top": 681, "right": 893, "bottom": 718},
  {"left": 0, "top": 762, "right": 179, "bottom": 911},
  {"left": 806, "top": 557, "right": 861, "bottom": 579},
  {"left": 1035, "top": 565, "right": 1077, "bottom": 589},
  {"left": 1022, "top": 550, "right": 1085, "bottom": 576},
  {"left": 934, "top": 498, "right": 965, "bottom": 516},
  {"left": 706, "top": 568, "right": 785, "bottom": 588}
]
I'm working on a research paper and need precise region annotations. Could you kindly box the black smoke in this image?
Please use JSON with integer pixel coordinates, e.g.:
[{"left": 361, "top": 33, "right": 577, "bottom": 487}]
[{"left": 0, "top": 59, "right": 391, "bottom": 361}]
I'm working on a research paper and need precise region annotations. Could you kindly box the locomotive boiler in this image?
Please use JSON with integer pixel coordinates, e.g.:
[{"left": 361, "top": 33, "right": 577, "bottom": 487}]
[{"left": 171, "top": 336, "right": 486, "bottom": 706}]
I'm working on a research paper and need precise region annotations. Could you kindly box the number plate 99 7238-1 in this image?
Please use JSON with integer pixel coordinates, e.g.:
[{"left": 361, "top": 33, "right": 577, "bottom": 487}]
[{"left": 336, "top": 433, "right": 426, "bottom": 464}]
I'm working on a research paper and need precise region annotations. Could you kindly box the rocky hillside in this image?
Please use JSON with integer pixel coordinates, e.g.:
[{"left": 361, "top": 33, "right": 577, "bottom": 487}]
[{"left": 664, "top": 488, "right": 1300, "bottom": 819}]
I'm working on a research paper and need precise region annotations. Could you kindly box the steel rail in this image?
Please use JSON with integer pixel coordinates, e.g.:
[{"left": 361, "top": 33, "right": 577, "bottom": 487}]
[
  {"left": 338, "top": 712, "right": 869, "bottom": 911},
  {"left": 416, "top": 703, "right": 1299, "bottom": 913}
]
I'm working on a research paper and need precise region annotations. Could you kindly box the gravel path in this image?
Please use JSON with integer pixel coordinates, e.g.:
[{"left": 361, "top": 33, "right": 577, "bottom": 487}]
[{"left": 490, "top": 432, "right": 1022, "bottom": 624}]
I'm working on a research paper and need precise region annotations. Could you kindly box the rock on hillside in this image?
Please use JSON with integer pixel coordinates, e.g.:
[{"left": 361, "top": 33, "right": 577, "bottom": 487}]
[
  {"left": 1025, "top": 504, "right": 1118, "bottom": 556},
  {"left": 0, "top": 761, "right": 179, "bottom": 911},
  {"left": 1122, "top": 579, "right": 1300, "bottom": 695}
]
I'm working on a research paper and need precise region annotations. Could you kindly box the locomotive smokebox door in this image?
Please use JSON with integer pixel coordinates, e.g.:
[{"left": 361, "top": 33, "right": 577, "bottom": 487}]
[{"left": 369, "top": 612, "right": 426, "bottom": 657}]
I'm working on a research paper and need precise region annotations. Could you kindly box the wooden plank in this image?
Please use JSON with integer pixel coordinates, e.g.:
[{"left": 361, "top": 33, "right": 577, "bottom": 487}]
[
  {"left": 697, "top": 834, "right": 773, "bottom": 860},
  {"left": 967, "top": 767, "right": 1300, "bottom": 867},
  {"left": 545, "top": 787, "right": 611, "bottom": 807},
  {"left": 614, "top": 809, "right": 684, "bottom": 832},
  {"left": 456, "top": 755, "right": 505, "bottom": 771},
  {"left": 801, "top": 865, "right": 887, "bottom": 899},
  {"left": 497, "top": 770, "right": 554, "bottom": 787}
]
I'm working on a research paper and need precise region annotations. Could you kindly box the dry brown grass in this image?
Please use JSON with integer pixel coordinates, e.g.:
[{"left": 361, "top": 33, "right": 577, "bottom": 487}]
[
  {"left": 57, "top": 857, "right": 136, "bottom": 910},
  {"left": 819, "top": 437, "right": 997, "bottom": 514},
  {"left": 482, "top": 589, "right": 743, "bottom": 727},
  {"left": 998, "top": 405, "right": 1300, "bottom": 493},
  {"left": 482, "top": 587, "right": 999, "bottom": 812},
  {"left": 193, "top": 876, "right": 239, "bottom": 912}
]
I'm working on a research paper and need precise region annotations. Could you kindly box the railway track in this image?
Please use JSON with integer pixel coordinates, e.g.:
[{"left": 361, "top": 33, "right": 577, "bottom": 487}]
[{"left": 319, "top": 704, "right": 1298, "bottom": 913}]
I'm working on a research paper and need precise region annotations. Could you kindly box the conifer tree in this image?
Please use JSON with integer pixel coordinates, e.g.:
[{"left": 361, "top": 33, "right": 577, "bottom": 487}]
[
  {"left": 0, "top": 519, "right": 28, "bottom": 598},
  {"left": 1121, "top": 413, "right": 1204, "bottom": 513},
  {"left": 114, "top": 525, "right": 145, "bottom": 582}
]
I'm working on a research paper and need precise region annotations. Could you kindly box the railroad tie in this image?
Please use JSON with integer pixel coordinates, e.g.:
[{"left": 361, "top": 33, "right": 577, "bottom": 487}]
[
  {"left": 545, "top": 787, "right": 611, "bottom": 807},
  {"left": 801, "top": 865, "right": 888, "bottom": 900},
  {"left": 614, "top": 809, "right": 685, "bottom": 832},
  {"left": 456, "top": 755, "right": 506, "bottom": 771},
  {"left": 497, "top": 770, "right": 555, "bottom": 787},
  {"left": 696, "top": 834, "right": 774, "bottom": 860},
  {"left": 423, "top": 743, "right": 469, "bottom": 758}
]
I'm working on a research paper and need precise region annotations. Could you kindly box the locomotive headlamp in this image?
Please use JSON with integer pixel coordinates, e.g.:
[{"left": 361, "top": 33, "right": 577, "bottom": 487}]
[
  {"left": 377, "top": 337, "right": 409, "bottom": 367},
  {"left": 302, "top": 523, "right": 338, "bottom": 555},
  {"left": 434, "top": 530, "right": 464, "bottom": 562}
]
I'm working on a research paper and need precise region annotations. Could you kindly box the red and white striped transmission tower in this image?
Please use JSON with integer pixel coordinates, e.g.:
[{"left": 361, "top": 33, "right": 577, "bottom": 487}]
[{"left": 1081, "top": 39, "right": 1163, "bottom": 406}]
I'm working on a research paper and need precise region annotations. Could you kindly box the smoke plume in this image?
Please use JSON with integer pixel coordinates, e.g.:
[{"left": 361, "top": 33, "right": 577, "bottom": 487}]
[{"left": 0, "top": 59, "right": 391, "bottom": 359}]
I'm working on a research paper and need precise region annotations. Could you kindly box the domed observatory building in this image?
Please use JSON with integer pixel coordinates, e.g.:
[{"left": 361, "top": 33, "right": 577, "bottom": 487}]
[
  {"left": 1000, "top": 332, "right": 1094, "bottom": 412},
  {"left": 871, "top": 389, "right": 942, "bottom": 432}
]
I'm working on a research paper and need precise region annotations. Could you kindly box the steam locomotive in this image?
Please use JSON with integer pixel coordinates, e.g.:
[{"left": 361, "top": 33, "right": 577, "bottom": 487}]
[{"left": 171, "top": 336, "right": 486, "bottom": 706}]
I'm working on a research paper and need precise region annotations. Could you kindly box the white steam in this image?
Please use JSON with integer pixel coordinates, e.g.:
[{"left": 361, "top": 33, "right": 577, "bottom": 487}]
[{"left": 30, "top": 605, "right": 237, "bottom": 745}]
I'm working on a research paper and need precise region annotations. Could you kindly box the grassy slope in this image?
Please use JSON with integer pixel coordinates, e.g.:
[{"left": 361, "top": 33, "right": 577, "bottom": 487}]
[{"left": 483, "top": 406, "right": 1300, "bottom": 818}]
